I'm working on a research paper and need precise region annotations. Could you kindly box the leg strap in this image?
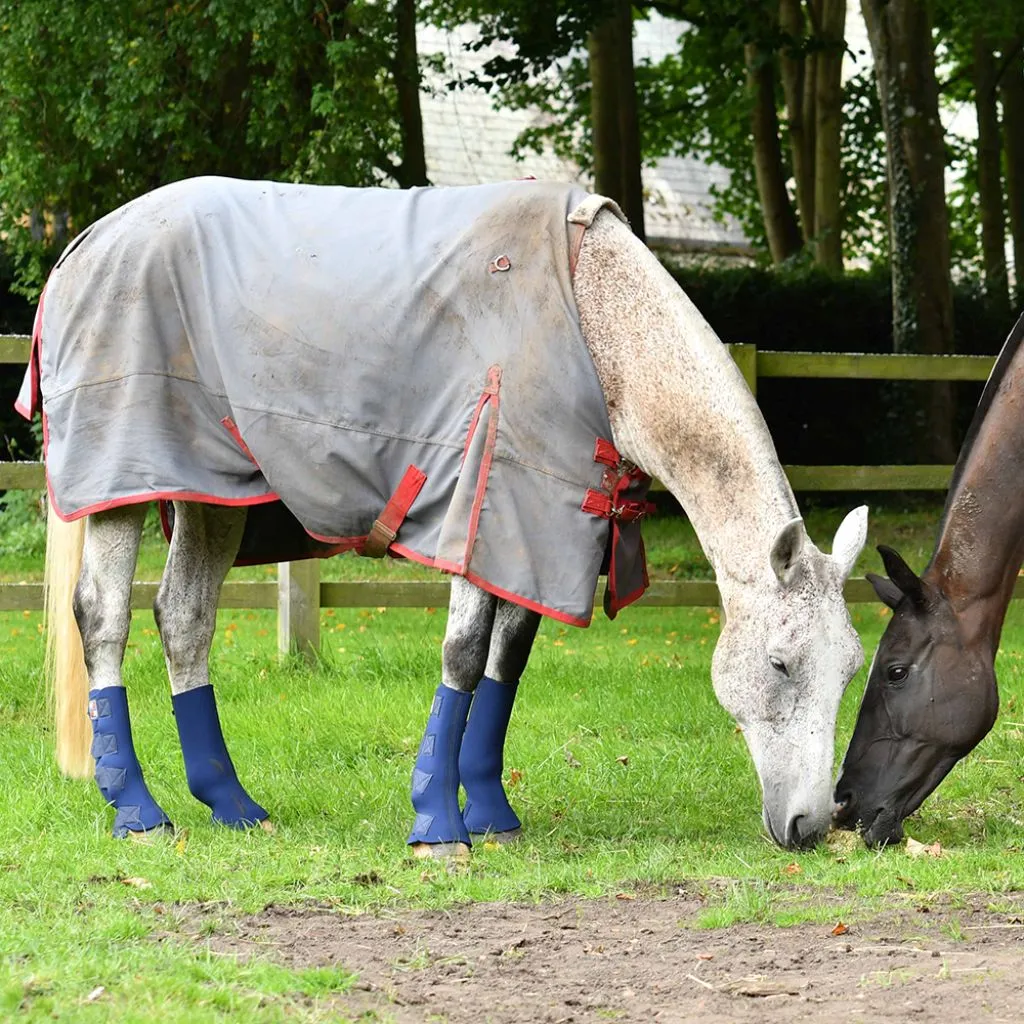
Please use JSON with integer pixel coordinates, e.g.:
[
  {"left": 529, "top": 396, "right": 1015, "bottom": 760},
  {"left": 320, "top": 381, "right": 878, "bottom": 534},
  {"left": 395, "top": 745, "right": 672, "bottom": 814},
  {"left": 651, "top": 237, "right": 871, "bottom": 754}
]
[
  {"left": 408, "top": 684, "right": 473, "bottom": 846},
  {"left": 459, "top": 676, "right": 521, "bottom": 835},
  {"left": 88, "top": 686, "right": 171, "bottom": 838},
  {"left": 172, "top": 685, "right": 268, "bottom": 828}
]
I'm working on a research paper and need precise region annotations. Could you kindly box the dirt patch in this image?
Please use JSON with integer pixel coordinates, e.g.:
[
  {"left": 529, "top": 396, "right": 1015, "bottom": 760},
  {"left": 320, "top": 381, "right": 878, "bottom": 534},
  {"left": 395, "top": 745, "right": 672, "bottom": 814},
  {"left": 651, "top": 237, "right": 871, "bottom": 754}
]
[{"left": 180, "top": 889, "right": 1024, "bottom": 1023}]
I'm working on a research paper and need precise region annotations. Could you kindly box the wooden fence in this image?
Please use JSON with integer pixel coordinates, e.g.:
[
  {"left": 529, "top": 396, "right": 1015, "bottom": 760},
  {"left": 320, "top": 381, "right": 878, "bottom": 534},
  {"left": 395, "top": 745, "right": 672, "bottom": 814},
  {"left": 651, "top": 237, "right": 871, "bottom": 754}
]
[{"left": 0, "top": 334, "right": 1003, "bottom": 655}]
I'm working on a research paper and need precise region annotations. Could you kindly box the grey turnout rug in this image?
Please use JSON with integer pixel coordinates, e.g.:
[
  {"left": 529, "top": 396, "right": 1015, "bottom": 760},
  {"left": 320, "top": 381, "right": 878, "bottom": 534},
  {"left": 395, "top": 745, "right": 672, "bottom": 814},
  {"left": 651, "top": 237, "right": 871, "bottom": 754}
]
[{"left": 18, "top": 177, "right": 651, "bottom": 625}]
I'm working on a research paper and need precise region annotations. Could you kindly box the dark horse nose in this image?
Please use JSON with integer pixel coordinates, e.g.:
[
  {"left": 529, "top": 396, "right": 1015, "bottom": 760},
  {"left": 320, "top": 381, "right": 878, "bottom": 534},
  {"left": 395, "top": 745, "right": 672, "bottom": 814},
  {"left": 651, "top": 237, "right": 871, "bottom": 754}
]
[{"left": 832, "top": 789, "right": 855, "bottom": 828}]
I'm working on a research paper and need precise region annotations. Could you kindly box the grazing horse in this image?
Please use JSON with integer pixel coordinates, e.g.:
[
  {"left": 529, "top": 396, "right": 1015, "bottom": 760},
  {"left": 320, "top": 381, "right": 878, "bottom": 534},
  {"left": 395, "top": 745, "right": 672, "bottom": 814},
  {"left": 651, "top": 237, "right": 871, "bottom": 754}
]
[
  {"left": 834, "top": 310, "right": 1024, "bottom": 847},
  {"left": 24, "top": 177, "right": 867, "bottom": 853}
]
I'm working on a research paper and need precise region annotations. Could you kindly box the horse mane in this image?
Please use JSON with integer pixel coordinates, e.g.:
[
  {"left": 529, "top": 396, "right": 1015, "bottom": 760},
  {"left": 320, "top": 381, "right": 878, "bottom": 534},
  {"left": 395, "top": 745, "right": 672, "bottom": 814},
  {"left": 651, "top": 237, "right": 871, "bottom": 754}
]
[{"left": 938, "top": 309, "right": 1024, "bottom": 533}]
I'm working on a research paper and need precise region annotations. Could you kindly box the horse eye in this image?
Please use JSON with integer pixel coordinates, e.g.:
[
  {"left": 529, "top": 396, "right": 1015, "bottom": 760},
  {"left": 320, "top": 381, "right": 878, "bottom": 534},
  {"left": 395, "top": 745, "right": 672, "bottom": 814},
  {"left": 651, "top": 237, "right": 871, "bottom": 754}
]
[
  {"left": 886, "top": 664, "right": 909, "bottom": 684},
  {"left": 769, "top": 655, "right": 788, "bottom": 676}
]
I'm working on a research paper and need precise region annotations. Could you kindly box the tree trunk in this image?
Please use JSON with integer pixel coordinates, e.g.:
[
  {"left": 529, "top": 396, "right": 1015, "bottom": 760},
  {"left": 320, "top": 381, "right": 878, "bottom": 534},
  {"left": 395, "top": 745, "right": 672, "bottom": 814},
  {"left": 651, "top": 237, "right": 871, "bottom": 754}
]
[
  {"left": 779, "top": 0, "right": 815, "bottom": 242},
  {"left": 393, "top": 0, "right": 428, "bottom": 188},
  {"left": 973, "top": 33, "right": 1008, "bottom": 319},
  {"left": 813, "top": 0, "right": 845, "bottom": 273},
  {"left": 1001, "top": 43, "right": 1024, "bottom": 309},
  {"left": 588, "top": 0, "right": 645, "bottom": 240},
  {"left": 861, "top": 0, "right": 956, "bottom": 462},
  {"left": 745, "top": 41, "right": 803, "bottom": 263}
]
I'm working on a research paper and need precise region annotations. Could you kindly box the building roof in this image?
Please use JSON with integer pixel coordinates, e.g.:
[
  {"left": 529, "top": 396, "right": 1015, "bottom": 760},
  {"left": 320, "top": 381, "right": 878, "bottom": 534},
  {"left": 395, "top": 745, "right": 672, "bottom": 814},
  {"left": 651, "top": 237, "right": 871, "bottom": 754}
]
[{"left": 417, "top": 15, "right": 750, "bottom": 252}]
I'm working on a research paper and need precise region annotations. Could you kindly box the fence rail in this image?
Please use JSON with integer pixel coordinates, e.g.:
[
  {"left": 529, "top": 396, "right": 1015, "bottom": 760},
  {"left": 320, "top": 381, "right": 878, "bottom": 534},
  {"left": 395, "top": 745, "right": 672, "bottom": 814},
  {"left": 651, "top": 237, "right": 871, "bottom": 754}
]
[{"left": 0, "top": 333, "right": 997, "bottom": 654}]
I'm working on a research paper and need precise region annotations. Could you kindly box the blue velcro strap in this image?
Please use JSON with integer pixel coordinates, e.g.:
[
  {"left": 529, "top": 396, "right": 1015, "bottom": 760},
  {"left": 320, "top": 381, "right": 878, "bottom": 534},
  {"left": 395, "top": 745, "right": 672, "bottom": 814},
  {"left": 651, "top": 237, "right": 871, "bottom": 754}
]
[
  {"left": 172, "top": 685, "right": 268, "bottom": 829},
  {"left": 407, "top": 684, "right": 473, "bottom": 846},
  {"left": 88, "top": 686, "right": 172, "bottom": 838},
  {"left": 459, "top": 676, "right": 522, "bottom": 835},
  {"left": 91, "top": 733, "right": 118, "bottom": 758}
]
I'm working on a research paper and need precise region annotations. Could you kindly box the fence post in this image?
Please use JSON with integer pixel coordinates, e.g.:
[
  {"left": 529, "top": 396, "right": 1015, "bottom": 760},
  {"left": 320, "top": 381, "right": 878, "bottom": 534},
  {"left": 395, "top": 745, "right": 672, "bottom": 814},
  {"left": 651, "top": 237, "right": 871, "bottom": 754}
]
[
  {"left": 277, "top": 559, "right": 321, "bottom": 661},
  {"left": 730, "top": 342, "right": 758, "bottom": 397}
]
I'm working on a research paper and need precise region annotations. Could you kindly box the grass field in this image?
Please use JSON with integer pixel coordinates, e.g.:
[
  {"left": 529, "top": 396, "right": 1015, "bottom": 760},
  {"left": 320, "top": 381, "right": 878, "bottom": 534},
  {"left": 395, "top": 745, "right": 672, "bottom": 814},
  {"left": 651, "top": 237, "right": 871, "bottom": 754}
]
[{"left": 2, "top": 498, "right": 1024, "bottom": 1020}]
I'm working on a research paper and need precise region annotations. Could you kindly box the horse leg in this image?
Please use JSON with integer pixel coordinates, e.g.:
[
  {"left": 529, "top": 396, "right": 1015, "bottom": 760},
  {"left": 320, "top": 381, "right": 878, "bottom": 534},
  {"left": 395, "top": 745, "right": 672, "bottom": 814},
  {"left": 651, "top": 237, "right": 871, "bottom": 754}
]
[
  {"left": 154, "top": 501, "right": 269, "bottom": 829},
  {"left": 408, "top": 575, "right": 497, "bottom": 857},
  {"left": 459, "top": 600, "right": 540, "bottom": 842},
  {"left": 75, "top": 504, "right": 172, "bottom": 838}
]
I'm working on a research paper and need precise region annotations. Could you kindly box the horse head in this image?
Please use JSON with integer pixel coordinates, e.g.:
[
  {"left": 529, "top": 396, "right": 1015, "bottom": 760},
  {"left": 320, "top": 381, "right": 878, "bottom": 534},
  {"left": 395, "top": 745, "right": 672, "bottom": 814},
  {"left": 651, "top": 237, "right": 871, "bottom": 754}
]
[
  {"left": 833, "top": 545, "right": 999, "bottom": 847},
  {"left": 711, "top": 506, "right": 868, "bottom": 849}
]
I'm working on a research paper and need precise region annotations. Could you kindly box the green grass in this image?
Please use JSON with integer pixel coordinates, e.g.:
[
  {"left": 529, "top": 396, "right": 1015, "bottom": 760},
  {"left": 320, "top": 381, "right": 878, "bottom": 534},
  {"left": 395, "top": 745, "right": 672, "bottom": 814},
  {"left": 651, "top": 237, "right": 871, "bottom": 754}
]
[{"left": 1, "top": 497, "right": 1023, "bottom": 1020}]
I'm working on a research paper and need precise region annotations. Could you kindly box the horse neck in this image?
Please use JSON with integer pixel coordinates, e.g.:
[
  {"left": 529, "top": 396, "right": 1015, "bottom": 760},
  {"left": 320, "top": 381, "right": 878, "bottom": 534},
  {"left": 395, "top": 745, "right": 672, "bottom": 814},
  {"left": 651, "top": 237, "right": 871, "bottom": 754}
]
[
  {"left": 573, "top": 213, "right": 800, "bottom": 590},
  {"left": 926, "top": 320, "right": 1024, "bottom": 645}
]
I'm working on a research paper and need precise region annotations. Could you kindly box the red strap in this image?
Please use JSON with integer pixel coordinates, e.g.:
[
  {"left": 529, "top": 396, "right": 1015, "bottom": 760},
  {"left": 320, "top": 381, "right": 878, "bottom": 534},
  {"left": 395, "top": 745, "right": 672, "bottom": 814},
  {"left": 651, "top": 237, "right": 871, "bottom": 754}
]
[
  {"left": 594, "top": 437, "right": 619, "bottom": 467},
  {"left": 364, "top": 464, "right": 427, "bottom": 558},
  {"left": 581, "top": 489, "right": 655, "bottom": 523}
]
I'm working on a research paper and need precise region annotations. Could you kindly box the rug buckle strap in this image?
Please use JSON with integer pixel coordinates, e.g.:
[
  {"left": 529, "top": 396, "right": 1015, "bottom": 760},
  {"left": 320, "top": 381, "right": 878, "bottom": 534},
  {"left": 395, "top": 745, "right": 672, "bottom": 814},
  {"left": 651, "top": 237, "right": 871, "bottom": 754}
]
[{"left": 364, "top": 464, "right": 428, "bottom": 558}]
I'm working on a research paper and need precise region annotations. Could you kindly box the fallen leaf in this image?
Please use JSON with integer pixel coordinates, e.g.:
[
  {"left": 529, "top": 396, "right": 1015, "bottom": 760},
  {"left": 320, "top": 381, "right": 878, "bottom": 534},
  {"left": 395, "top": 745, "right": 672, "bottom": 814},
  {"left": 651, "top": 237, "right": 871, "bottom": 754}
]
[
  {"left": 174, "top": 830, "right": 189, "bottom": 855},
  {"left": 831, "top": 921, "right": 849, "bottom": 936},
  {"left": 783, "top": 862, "right": 802, "bottom": 876},
  {"left": 616, "top": 755, "right": 630, "bottom": 767},
  {"left": 121, "top": 877, "right": 151, "bottom": 890},
  {"left": 483, "top": 841, "right": 501, "bottom": 852},
  {"left": 507, "top": 768, "right": 523, "bottom": 787},
  {"left": 696, "top": 953, "right": 714, "bottom": 961},
  {"left": 906, "top": 837, "right": 943, "bottom": 859},
  {"left": 565, "top": 750, "right": 582, "bottom": 768},
  {"left": 615, "top": 892, "right": 635, "bottom": 901},
  {"left": 85, "top": 986, "right": 105, "bottom": 1003}
]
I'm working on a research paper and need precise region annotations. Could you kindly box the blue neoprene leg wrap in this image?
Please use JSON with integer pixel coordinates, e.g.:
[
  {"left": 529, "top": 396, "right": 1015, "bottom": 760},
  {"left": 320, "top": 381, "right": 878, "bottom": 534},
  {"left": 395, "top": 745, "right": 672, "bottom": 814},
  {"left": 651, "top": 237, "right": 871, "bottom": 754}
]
[
  {"left": 407, "top": 684, "right": 473, "bottom": 846},
  {"left": 88, "top": 686, "right": 172, "bottom": 838},
  {"left": 172, "top": 685, "right": 268, "bottom": 828},
  {"left": 459, "top": 676, "right": 521, "bottom": 835}
]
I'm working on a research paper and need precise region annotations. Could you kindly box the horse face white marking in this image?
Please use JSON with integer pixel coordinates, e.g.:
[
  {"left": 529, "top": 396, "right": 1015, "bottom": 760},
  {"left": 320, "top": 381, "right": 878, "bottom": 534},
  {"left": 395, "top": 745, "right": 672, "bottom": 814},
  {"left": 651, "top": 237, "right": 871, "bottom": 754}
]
[{"left": 711, "top": 507, "right": 868, "bottom": 847}]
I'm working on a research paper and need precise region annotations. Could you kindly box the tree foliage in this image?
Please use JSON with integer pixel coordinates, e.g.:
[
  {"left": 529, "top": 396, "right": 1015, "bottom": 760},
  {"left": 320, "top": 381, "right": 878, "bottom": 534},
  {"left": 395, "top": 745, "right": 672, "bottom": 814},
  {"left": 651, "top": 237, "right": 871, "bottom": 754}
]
[{"left": 0, "top": 0, "right": 417, "bottom": 294}]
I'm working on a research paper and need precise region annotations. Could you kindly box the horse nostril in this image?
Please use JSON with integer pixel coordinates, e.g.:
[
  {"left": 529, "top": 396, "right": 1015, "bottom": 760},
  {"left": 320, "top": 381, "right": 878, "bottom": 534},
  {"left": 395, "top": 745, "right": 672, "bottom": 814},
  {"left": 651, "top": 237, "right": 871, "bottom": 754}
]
[{"left": 786, "top": 814, "right": 805, "bottom": 849}]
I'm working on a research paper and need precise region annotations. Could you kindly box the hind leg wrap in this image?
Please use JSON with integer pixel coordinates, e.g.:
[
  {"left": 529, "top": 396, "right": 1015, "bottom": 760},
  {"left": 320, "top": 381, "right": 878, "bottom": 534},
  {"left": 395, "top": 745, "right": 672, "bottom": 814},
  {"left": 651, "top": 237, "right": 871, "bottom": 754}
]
[
  {"left": 89, "top": 686, "right": 171, "bottom": 837},
  {"left": 157, "top": 504, "right": 265, "bottom": 828},
  {"left": 172, "top": 684, "right": 267, "bottom": 827},
  {"left": 76, "top": 508, "right": 169, "bottom": 837}
]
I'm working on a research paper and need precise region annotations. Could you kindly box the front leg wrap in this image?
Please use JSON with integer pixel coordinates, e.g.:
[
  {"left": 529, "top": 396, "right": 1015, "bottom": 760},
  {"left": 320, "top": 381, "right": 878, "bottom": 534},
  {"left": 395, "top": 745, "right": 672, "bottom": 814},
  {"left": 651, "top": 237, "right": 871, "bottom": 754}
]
[
  {"left": 459, "top": 676, "right": 521, "bottom": 835},
  {"left": 407, "top": 684, "right": 473, "bottom": 846},
  {"left": 172, "top": 685, "right": 268, "bottom": 828},
  {"left": 88, "top": 686, "right": 172, "bottom": 838}
]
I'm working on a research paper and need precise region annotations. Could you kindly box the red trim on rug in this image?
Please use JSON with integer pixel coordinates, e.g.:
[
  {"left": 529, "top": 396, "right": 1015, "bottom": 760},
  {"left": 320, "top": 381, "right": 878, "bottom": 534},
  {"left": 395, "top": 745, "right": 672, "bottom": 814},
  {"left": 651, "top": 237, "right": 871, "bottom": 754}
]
[
  {"left": 463, "top": 366, "right": 501, "bottom": 568},
  {"left": 221, "top": 416, "right": 259, "bottom": 465},
  {"left": 389, "top": 542, "right": 592, "bottom": 628},
  {"left": 303, "top": 527, "right": 369, "bottom": 551},
  {"left": 16, "top": 288, "right": 46, "bottom": 421},
  {"left": 47, "top": 488, "right": 283, "bottom": 524}
]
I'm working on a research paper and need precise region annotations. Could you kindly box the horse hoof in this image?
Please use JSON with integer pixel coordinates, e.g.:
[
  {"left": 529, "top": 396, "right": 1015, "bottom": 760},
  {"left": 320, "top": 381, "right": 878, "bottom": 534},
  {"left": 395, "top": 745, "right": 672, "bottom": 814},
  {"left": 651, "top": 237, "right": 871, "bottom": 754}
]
[
  {"left": 125, "top": 823, "right": 175, "bottom": 845},
  {"left": 410, "top": 841, "right": 471, "bottom": 860},
  {"left": 473, "top": 828, "right": 522, "bottom": 846}
]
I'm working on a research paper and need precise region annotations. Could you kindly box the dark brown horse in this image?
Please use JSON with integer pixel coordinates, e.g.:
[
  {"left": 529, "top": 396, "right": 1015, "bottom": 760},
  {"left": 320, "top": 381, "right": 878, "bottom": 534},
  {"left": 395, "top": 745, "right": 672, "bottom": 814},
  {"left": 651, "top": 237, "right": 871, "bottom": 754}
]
[{"left": 834, "top": 310, "right": 1024, "bottom": 847}]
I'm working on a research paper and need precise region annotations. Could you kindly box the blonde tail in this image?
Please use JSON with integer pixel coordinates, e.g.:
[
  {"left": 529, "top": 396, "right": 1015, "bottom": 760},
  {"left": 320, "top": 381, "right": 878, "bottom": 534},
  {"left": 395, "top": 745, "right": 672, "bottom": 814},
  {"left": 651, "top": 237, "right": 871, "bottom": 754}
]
[{"left": 44, "top": 504, "right": 92, "bottom": 778}]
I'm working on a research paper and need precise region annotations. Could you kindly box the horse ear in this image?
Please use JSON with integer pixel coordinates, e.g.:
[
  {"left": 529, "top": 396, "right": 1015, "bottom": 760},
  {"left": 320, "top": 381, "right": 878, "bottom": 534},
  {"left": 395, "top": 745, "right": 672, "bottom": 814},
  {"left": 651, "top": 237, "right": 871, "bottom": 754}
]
[
  {"left": 831, "top": 505, "right": 868, "bottom": 581},
  {"left": 877, "top": 545, "right": 925, "bottom": 605},
  {"left": 770, "top": 517, "right": 806, "bottom": 584},
  {"left": 866, "top": 571, "right": 903, "bottom": 610}
]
